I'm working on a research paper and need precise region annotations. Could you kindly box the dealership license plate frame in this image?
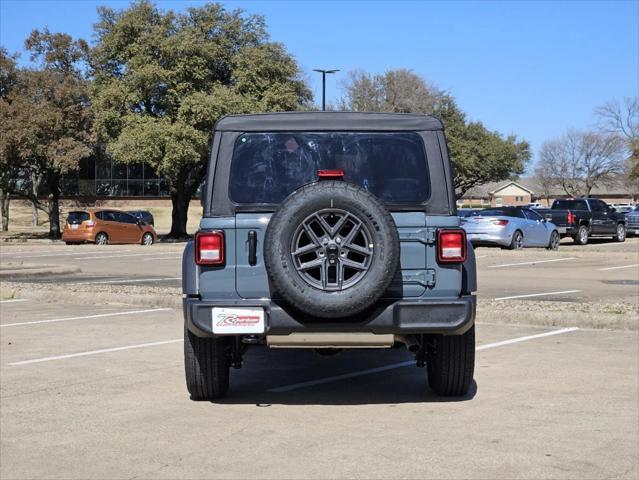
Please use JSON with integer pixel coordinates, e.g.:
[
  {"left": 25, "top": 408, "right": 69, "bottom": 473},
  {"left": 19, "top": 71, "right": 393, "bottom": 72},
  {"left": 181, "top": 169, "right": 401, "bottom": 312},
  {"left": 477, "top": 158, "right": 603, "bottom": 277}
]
[{"left": 212, "top": 307, "right": 265, "bottom": 335}]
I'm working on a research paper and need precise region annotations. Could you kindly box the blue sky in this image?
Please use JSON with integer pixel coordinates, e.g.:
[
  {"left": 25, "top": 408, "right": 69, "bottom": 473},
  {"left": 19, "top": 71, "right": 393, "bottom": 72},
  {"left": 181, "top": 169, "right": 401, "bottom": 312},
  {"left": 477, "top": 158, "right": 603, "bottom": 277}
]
[{"left": 1, "top": 0, "right": 637, "bottom": 165}]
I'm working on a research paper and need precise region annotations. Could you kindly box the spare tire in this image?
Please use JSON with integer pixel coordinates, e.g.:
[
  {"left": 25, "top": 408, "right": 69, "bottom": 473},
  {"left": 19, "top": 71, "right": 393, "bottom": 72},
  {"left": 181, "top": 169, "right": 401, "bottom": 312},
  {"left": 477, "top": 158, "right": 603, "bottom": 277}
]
[{"left": 264, "top": 181, "right": 400, "bottom": 319}]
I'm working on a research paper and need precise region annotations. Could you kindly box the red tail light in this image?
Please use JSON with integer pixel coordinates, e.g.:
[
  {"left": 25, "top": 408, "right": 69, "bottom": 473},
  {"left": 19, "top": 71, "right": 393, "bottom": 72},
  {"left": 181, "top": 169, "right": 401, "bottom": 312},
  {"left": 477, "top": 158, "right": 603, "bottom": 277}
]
[
  {"left": 195, "top": 231, "right": 225, "bottom": 265},
  {"left": 437, "top": 229, "right": 467, "bottom": 263},
  {"left": 317, "top": 169, "right": 344, "bottom": 180},
  {"left": 567, "top": 212, "right": 575, "bottom": 225},
  {"left": 85, "top": 220, "right": 95, "bottom": 228},
  {"left": 492, "top": 219, "right": 509, "bottom": 227}
]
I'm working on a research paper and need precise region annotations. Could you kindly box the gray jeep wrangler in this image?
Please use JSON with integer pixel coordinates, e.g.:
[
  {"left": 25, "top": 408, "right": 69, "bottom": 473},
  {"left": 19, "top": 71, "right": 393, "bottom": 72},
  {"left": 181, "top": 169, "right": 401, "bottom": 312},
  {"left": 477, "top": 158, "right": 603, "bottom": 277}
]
[{"left": 182, "top": 112, "right": 477, "bottom": 399}]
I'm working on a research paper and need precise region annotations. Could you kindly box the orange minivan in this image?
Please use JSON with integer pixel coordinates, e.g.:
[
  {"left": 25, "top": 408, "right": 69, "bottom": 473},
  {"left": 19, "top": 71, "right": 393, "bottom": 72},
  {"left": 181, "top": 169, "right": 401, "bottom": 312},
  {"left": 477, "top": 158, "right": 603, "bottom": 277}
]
[{"left": 62, "top": 209, "right": 157, "bottom": 245}]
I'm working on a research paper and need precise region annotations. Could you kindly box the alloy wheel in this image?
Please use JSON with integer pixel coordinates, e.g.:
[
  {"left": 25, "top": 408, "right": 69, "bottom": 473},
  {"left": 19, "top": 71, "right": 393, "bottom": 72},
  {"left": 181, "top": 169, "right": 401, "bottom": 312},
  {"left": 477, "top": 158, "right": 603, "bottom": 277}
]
[{"left": 290, "top": 208, "right": 373, "bottom": 291}]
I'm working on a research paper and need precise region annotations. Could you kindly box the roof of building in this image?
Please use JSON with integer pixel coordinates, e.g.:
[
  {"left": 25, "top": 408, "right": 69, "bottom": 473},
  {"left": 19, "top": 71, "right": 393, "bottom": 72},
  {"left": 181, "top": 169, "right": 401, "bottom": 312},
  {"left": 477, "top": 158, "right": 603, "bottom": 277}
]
[
  {"left": 214, "top": 112, "right": 444, "bottom": 132},
  {"left": 488, "top": 181, "right": 535, "bottom": 195},
  {"left": 463, "top": 175, "right": 638, "bottom": 198}
]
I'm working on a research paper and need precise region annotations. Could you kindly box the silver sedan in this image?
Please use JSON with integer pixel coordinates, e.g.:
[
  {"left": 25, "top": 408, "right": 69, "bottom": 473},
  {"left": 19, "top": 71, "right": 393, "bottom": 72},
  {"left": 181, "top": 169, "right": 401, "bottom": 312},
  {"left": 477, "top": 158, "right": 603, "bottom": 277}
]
[{"left": 461, "top": 207, "right": 560, "bottom": 250}]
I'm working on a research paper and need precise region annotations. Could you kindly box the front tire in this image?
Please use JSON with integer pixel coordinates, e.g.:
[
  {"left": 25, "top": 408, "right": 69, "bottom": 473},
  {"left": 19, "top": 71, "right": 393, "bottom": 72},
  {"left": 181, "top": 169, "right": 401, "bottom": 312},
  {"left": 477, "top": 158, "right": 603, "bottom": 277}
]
[
  {"left": 613, "top": 223, "right": 626, "bottom": 242},
  {"left": 547, "top": 230, "right": 560, "bottom": 250},
  {"left": 509, "top": 230, "right": 524, "bottom": 250},
  {"left": 426, "top": 325, "right": 475, "bottom": 396},
  {"left": 184, "top": 325, "right": 229, "bottom": 400},
  {"left": 573, "top": 225, "right": 589, "bottom": 245}
]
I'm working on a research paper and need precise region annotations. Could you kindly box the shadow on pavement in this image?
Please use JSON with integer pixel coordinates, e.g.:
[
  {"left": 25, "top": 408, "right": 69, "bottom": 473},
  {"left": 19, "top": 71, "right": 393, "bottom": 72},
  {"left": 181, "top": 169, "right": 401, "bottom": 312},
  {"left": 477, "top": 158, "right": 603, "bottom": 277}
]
[{"left": 206, "top": 346, "right": 478, "bottom": 406}]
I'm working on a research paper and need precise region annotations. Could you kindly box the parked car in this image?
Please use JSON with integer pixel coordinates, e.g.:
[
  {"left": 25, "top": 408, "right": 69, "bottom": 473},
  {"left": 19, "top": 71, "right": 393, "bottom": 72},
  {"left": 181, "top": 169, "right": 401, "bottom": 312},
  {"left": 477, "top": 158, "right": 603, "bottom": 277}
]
[
  {"left": 128, "top": 210, "right": 155, "bottom": 226},
  {"left": 458, "top": 208, "right": 482, "bottom": 218},
  {"left": 62, "top": 209, "right": 157, "bottom": 245},
  {"left": 182, "top": 112, "right": 477, "bottom": 399},
  {"left": 536, "top": 198, "right": 627, "bottom": 245},
  {"left": 461, "top": 206, "right": 560, "bottom": 250},
  {"left": 526, "top": 202, "right": 543, "bottom": 209},
  {"left": 612, "top": 204, "right": 634, "bottom": 214},
  {"left": 625, "top": 205, "right": 639, "bottom": 236}
]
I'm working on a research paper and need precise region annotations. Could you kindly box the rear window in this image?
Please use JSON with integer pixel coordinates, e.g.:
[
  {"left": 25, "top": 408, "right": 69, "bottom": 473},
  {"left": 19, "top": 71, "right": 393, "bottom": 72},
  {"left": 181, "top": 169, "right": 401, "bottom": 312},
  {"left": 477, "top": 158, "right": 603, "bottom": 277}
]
[
  {"left": 553, "top": 200, "right": 588, "bottom": 210},
  {"left": 229, "top": 132, "right": 429, "bottom": 204},
  {"left": 480, "top": 208, "right": 525, "bottom": 218},
  {"left": 67, "top": 211, "right": 89, "bottom": 224}
]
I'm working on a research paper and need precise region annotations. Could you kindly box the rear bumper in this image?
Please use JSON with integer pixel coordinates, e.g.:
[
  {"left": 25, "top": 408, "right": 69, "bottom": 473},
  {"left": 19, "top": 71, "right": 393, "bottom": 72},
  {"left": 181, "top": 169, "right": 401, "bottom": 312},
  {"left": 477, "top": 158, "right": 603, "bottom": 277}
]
[
  {"left": 184, "top": 295, "right": 476, "bottom": 338},
  {"left": 61, "top": 230, "right": 95, "bottom": 242},
  {"left": 466, "top": 232, "right": 510, "bottom": 247}
]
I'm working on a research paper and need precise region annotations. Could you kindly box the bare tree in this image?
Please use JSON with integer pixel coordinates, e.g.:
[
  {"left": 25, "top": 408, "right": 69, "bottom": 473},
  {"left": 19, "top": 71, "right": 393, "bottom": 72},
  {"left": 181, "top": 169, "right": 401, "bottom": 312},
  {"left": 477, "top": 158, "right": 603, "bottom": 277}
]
[
  {"left": 340, "top": 68, "right": 442, "bottom": 113},
  {"left": 539, "top": 130, "right": 626, "bottom": 197},
  {"left": 533, "top": 161, "right": 556, "bottom": 206},
  {"left": 595, "top": 97, "right": 639, "bottom": 179}
]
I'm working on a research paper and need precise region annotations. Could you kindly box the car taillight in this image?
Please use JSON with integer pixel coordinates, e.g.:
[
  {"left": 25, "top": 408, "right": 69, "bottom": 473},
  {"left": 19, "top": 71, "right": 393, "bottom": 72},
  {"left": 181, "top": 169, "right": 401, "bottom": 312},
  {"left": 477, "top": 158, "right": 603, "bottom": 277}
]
[
  {"left": 567, "top": 212, "right": 575, "bottom": 224},
  {"left": 437, "top": 229, "right": 467, "bottom": 263},
  {"left": 492, "top": 219, "right": 509, "bottom": 227},
  {"left": 317, "top": 169, "right": 344, "bottom": 180},
  {"left": 195, "top": 231, "right": 225, "bottom": 265},
  {"left": 85, "top": 220, "right": 95, "bottom": 228}
]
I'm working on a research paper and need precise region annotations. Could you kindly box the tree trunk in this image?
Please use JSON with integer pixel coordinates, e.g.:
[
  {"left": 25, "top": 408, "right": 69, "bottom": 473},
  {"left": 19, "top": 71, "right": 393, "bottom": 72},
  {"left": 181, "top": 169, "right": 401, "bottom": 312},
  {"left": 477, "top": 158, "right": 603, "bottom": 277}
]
[
  {"left": 169, "top": 185, "right": 189, "bottom": 239},
  {"left": 167, "top": 165, "right": 205, "bottom": 239},
  {"left": 30, "top": 172, "right": 40, "bottom": 226},
  {"left": 47, "top": 172, "right": 61, "bottom": 239},
  {"left": 0, "top": 188, "right": 9, "bottom": 232},
  {"left": 31, "top": 201, "right": 39, "bottom": 226}
]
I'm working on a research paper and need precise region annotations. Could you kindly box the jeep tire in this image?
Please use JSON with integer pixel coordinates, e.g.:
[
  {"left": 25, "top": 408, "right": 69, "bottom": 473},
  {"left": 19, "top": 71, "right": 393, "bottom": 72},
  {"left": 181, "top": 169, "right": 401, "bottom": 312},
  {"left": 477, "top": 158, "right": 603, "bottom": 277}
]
[
  {"left": 264, "top": 181, "right": 400, "bottom": 319},
  {"left": 184, "top": 325, "right": 229, "bottom": 400},
  {"left": 426, "top": 325, "right": 475, "bottom": 396}
]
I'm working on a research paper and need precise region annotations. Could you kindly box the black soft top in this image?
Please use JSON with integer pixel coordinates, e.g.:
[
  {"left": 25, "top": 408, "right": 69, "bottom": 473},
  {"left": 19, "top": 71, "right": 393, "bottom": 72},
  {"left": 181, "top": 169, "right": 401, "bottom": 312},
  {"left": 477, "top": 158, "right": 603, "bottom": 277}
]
[{"left": 214, "top": 112, "right": 444, "bottom": 132}]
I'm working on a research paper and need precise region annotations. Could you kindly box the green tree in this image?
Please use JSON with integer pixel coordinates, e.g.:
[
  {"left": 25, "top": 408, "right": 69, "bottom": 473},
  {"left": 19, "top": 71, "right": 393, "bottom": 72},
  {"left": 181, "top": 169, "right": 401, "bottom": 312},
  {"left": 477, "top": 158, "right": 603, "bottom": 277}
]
[
  {"left": 90, "top": 1, "right": 312, "bottom": 238},
  {"left": 340, "top": 69, "right": 530, "bottom": 197},
  {"left": 0, "top": 32, "right": 93, "bottom": 238},
  {"left": 0, "top": 48, "right": 20, "bottom": 231}
]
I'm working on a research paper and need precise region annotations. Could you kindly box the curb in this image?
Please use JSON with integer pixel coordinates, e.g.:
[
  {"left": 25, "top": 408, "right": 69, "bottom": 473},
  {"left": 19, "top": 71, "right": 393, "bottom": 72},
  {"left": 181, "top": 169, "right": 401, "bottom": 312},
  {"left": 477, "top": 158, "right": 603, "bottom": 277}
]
[
  {"left": 0, "top": 265, "right": 81, "bottom": 279},
  {"left": 0, "top": 238, "right": 64, "bottom": 244},
  {"left": 4, "top": 284, "right": 637, "bottom": 331},
  {"left": 11, "top": 286, "right": 182, "bottom": 309}
]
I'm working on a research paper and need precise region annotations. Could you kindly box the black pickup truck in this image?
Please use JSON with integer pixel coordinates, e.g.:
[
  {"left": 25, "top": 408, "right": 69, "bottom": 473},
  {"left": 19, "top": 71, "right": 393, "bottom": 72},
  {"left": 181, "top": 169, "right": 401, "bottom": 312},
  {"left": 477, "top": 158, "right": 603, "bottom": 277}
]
[{"left": 536, "top": 198, "right": 627, "bottom": 245}]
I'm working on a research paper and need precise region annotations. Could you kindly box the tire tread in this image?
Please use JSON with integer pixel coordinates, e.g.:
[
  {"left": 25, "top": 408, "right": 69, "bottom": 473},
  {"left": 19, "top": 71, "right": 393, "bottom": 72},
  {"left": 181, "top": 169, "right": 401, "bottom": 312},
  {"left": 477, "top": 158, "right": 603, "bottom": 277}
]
[{"left": 184, "top": 325, "right": 229, "bottom": 400}]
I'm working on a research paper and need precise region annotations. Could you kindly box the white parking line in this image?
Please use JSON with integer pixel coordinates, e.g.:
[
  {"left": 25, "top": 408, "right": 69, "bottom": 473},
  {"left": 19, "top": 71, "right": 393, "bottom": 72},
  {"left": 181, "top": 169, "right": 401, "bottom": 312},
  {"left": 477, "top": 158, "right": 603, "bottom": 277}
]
[
  {"left": 0, "top": 299, "right": 28, "bottom": 304},
  {"left": 68, "top": 277, "right": 180, "bottom": 285},
  {"left": 1, "top": 250, "right": 134, "bottom": 259},
  {"left": 1, "top": 308, "right": 171, "bottom": 328},
  {"left": 488, "top": 257, "right": 576, "bottom": 269},
  {"left": 598, "top": 263, "right": 639, "bottom": 271},
  {"left": 494, "top": 290, "right": 581, "bottom": 301},
  {"left": 9, "top": 339, "right": 182, "bottom": 366},
  {"left": 267, "top": 327, "right": 580, "bottom": 393},
  {"left": 73, "top": 252, "right": 181, "bottom": 260},
  {"left": 142, "top": 256, "right": 182, "bottom": 261}
]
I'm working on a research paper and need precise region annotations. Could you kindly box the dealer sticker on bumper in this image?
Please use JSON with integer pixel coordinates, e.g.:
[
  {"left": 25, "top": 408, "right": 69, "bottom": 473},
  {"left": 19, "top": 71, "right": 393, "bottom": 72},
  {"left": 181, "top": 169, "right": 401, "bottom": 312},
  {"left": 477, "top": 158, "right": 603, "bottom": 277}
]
[{"left": 212, "top": 307, "right": 265, "bottom": 334}]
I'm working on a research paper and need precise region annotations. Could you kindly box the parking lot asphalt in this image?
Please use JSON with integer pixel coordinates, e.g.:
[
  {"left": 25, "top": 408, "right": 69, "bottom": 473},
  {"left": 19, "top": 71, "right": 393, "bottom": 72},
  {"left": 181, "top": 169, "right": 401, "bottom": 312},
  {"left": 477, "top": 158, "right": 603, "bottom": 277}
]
[
  {"left": 1, "top": 299, "right": 637, "bottom": 479},
  {"left": 1, "top": 237, "right": 638, "bottom": 302},
  {"left": 1, "top": 238, "right": 638, "bottom": 478}
]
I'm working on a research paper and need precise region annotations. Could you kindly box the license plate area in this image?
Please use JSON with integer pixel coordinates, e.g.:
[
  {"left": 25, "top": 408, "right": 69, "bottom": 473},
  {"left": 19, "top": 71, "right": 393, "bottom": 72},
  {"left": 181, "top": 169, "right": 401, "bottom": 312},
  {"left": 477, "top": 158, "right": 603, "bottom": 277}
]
[
  {"left": 212, "top": 307, "right": 265, "bottom": 334},
  {"left": 71, "top": 224, "right": 79, "bottom": 230}
]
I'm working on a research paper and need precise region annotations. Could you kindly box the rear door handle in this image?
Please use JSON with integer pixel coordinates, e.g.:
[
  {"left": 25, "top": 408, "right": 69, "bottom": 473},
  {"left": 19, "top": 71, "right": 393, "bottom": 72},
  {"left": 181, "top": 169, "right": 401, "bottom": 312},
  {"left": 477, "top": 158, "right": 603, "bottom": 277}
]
[{"left": 248, "top": 230, "right": 257, "bottom": 266}]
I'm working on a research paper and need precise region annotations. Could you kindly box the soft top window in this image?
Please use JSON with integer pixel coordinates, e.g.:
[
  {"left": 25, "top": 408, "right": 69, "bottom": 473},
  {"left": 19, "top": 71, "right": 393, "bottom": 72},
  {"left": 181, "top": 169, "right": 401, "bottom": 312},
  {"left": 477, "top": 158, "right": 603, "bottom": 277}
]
[
  {"left": 229, "top": 132, "right": 429, "bottom": 204},
  {"left": 480, "top": 208, "right": 525, "bottom": 218}
]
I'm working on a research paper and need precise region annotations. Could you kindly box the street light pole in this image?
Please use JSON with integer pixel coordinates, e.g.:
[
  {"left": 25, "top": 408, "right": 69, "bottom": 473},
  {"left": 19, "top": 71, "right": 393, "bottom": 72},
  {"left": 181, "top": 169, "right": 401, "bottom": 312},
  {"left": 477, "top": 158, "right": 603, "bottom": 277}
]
[{"left": 313, "top": 69, "right": 339, "bottom": 111}]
